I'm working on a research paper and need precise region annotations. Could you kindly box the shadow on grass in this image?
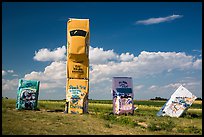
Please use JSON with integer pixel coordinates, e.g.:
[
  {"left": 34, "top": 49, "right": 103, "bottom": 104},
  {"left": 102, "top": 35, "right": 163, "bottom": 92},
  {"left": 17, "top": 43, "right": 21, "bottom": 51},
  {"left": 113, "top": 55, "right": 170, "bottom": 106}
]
[{"left": 46, "top": 109, "right": 64, "bottom": 112}]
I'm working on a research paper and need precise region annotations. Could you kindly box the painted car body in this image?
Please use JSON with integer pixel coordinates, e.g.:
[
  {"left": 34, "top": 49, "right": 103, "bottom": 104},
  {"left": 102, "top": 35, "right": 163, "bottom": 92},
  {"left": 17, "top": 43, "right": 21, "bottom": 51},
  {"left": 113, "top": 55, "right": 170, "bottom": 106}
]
[
  {"left": 65, "top": 18, "right": 90, "bottom": 114},
  {"left": 16, "top": 79, "right": 40, "bottom": 110},
  {"left": 157, "top": 85, "right": 197, "bottom": 117},
  {"left": 66, "top": 79, "right": 88, "bottom": 114},
  {"left": 112, "top": 77, "right": 134, "bottom": 115}
]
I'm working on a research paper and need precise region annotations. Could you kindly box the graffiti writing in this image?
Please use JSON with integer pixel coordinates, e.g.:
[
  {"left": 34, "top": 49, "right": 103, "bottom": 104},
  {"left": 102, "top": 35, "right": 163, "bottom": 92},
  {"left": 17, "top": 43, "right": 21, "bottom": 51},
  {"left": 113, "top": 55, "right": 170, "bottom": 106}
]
[
  {"left": 68, "top": 89, "right": 85, "bottom": 99},
  {"left": 173, "top": 97, "right": 193, "bottom": 107},
  {"left": 69, "top": 85, "right": 86, "bottom": 90},
  {"left": 157, "top": 85, "right": 197, "bottom": 117},
  {"left": 22, "top": 81, "right": 35, "bottom": 88},
  {"left": 20, "top": 89, "right": 36, "bottom": 109},
  {"left": 72, "top": 65, "right": 84, "bottom": 74},
  {"left": 119, "top": 81, "right": 128, "bottom": 88}
]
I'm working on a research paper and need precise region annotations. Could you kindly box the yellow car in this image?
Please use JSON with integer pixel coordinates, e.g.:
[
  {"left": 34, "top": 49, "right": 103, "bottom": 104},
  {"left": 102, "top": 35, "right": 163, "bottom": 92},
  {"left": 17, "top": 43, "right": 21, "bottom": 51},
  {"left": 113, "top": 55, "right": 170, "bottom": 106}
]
[
  {"left": 67, "top": 18, "right": 90, "bottom": 57},
  {"left": 65, "top": 18, "right": 90, "bottom": 114},
  {"left": 67, "top": 18, "right": 90, "bottom": 79}
]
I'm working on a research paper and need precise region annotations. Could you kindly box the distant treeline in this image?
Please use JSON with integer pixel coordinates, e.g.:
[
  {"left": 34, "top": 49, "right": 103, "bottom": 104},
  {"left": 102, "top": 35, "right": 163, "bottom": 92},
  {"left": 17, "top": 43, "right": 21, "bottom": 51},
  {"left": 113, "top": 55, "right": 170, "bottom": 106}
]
[
  {"left": 196, "top": 97, "right": 202, "bottom": 100},
  {"left": 149, "top": 97, "right": 202, "bottom": 101},
  {"left": 89, "top": 99, "right": 112, "bottom": 104},
  {"left": 3, "top": 97, "right": 202, "bottom": 101},
  {"left": 34, "top": 97, "right": 203, "bottom": 102},
  {"left": 150, "top": 97, "right": 168, "bottom": 101},
  {"left": 2, "top": 98, "right": 202, "bottom": 109}
]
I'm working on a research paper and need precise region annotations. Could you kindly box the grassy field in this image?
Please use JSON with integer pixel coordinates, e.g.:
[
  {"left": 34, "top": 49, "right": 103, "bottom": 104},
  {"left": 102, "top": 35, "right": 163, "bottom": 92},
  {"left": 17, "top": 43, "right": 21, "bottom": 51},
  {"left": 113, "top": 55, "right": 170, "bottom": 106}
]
[{"left": 2, "top": 98, "right": 202, "bottom": 135}]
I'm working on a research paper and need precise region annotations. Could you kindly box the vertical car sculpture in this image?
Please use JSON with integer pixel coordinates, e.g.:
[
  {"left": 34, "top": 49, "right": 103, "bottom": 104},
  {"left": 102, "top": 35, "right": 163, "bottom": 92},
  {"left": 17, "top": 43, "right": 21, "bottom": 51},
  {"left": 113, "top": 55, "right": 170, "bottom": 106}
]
[
  {"left": 16, "top": 79, "right": 40, "bottom": 110},
  {"left": 157, "top": 85, "right": 197, "bottom": 117},
  {"left": 112, "top": 77, "right": 134, "bottom": 115},
  {"left": 65, "top": 18, "right": 90, "bottom": 114}
]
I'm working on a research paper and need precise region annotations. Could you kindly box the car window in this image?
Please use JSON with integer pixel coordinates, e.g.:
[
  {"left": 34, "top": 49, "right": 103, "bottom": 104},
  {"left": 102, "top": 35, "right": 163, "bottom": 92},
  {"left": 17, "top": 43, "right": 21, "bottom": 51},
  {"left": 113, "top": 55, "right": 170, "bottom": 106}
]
[
  {"left": 70, "top": 30, "right": 87, "bottom": 37},
  {"left": 116, "top": 88, "right": 133, "bottom": 94}
]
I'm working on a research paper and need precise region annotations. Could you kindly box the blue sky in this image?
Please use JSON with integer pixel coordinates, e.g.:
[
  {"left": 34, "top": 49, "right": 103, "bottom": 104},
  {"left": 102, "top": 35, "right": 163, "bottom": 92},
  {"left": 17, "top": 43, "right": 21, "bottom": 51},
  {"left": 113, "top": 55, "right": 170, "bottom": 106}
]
[{"left": 2, "top": 2, "right": 202, "bottom": 100}]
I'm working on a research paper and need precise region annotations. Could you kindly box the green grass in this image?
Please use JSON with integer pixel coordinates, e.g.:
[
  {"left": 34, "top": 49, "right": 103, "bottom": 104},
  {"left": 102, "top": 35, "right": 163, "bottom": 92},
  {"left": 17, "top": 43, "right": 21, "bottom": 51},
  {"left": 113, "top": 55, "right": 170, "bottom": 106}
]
[
  {"left": 2, "top": 98, "right": 202, "bottom": 135},
  {"left": 89, "top": 99, "right": 202, "bottom": 109}
]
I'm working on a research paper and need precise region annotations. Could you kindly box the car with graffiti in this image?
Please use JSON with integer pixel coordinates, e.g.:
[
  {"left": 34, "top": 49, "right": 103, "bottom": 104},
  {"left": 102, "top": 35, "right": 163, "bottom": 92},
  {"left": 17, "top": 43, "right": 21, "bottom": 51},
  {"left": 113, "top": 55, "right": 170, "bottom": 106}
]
[
  {"left": 65, "top": 18, "right": 90, "bottom": 114},
  {"left": 112, "top": 77, "right": 134, "bottom": 115},
  {"left": 157, "top": 85, "right": 197, "bottom": 117},
  {"left": 16, "top": 79, "right": 40, "bottom": 110}
]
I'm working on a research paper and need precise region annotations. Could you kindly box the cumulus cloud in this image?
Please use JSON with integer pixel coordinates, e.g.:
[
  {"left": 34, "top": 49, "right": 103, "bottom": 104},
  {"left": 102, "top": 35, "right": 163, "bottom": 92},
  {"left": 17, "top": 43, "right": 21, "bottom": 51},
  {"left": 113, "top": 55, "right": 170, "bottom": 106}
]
[
  {"left": 33, "top": 46, "right": 66, "bottom": 61},
  {"left": 89, "top": 46, "right": 119, "bottom": 64},
  {"left": 136, "top": 14, "right": 183, "bottom": 25},
  {"left": 193, "top": 59, "right": 202, "bottom": 69},
  {"left": 2, "top": 70, "right": 7, "bottom": 76},
  {"left": 148, "top": 85, "right": 159, "bottom": 91},
  {"left": 120, "top": 52, "right": 134, "bottom": 62},
  {"left": 134, "top": 85, "right": 144, "bottom": 91},
  {"left": 135, "top": 77, "right": 202, "bottom": 99},
  {"left": 24, "top": 61, "right": 66, "bottom": 90},
  {"left": 192, "top": 49, "right": 202, "bottom": 53},
  {"left": 3, "top": 46, "right": 201, "bottom": 100},
  {"left": 7, "top": 70, "right": 14, "bottom": 73},
  {"left": 12, "top": 74, "right": 18, "bottom": 77},
  {"left": 89, "top": 47, "right": 136, "bottom": 64},
  {"left": 2, "top": 69, "right": 16, "bottom": 77},
  {"left": 164, "top": 83, "right": 183, "bottom": 89},
  {"left": 90, "top": 49, "right": 201, "bottom": 84},
  {"left": 167, "top": 80, "right": 201, "bottom": 91},
  {"left": 2, "top": 78, "right": 19, "bottom": 91}
]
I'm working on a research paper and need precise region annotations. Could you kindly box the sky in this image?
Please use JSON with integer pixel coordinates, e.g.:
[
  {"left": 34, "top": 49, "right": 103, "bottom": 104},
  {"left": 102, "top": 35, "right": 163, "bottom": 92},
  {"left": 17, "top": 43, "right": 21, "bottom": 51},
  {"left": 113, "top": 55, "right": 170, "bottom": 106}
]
[{"left": 2, "top": 2, "right": 202, "bottom": 100}]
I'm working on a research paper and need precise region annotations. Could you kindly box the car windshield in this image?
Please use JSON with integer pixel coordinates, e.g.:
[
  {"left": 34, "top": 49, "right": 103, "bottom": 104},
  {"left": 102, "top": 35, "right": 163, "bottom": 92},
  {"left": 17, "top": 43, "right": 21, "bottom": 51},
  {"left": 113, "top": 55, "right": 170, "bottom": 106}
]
[
  {"left": 116, "top": 88, "right": 133, "bottom": 94},
  {"left": 70, "top": 30, "right": 87, "bottom": 37}
]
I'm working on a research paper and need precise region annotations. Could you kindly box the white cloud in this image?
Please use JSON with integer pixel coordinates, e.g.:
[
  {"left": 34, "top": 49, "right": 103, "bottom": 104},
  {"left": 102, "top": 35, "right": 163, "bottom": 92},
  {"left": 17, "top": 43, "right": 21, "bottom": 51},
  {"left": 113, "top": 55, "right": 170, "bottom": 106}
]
[
  {"left": 166, "top": 81, "right": 201, "bottom": 93},
  {"left": 2, "top": 69, "right": 16, "bottom": 77},
  {"left": 120, "top": 52, "right": 134, "bottom": 62},
  {"left": 164, "top": 83, "right": 183, "bottom": 89},
  {"left": 140, "top": 78, "right": 202, "bottom": 99},
  {"left": 2, "top": 78, "right": 19, "bottom": 91},
  {"left": 148, "top": 85, "right": 159, "bottom": 91},
  {"left": 193, "top": 59, "right": 202, "bottom": 69},
  {"left": 90, "top": 50, "right": 200, "bottom": 84},
  {"left": 89, "top": 46, "right": 119, "bottom": 64},
  {"left": 192, "top": 49, "right": 202, "bottom": 53},
  {"left": 88, "top": 48, "right": 202, "bottom": 99},
  {"left": 3, "top": 46, "right": 201, "bottom": 100},
  {"left": 136, "top": 14, "right": 183, "bottom": 25},
  {"left": 134, "top": 85, "right": 144, "bottom": 91},
  {"left": 2, "top": 70, "right": 7, "bottom": 76},
  {"left": 24, "top": 61, "right": 66, "bottom": 90},
  {"left": 33, "top": 46, "right": 66, "bottom": 61},
  {"left": 7, "top": 70, "right": 14, "bottom": 73}
]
